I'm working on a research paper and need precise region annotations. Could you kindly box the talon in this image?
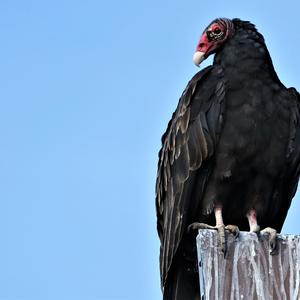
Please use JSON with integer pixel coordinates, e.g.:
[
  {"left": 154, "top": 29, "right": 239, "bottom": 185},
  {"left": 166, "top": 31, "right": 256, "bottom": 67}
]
[
  {"left": 189, "top": 205, "right": 237, "bottom": 256},
  {"left": 187, "top": 222, "right": 216, "bottom": 233},
  {"left": 217, "top": 225, "right": 226, "bottom": 255},
  {"left": 225, "top": 224, "right": 240, "bottom": 239},
  {"left": 261, "top": 227, "right": 277, "bottom": 255},
  {"left": 270, "top": 239, "right": 277, "bottom": 254}
]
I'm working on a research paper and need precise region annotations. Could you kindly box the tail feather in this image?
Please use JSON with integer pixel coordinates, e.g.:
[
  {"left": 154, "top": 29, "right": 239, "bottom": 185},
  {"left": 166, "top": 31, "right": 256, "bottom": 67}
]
[
  {"left": 163, "top": 236, "right": 200, "bottom": 300},
  {"left": 163, "top": 264, "right": 200, "bottom": 300}
]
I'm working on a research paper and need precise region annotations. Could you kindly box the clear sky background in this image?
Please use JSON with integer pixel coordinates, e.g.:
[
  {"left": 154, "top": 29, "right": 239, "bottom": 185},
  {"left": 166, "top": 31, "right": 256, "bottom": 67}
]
[{"left": 1, "top": 1, "right": 300, "bottom": 300}]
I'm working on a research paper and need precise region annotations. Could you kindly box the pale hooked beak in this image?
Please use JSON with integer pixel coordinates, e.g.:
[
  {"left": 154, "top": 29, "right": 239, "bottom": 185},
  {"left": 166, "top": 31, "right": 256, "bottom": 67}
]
[{"left": 193, "top": 51, "right": 206, "bottom": 67}]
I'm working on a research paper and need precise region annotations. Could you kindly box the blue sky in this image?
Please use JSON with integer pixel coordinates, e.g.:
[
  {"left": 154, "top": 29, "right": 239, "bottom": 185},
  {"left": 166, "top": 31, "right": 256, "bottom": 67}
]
[{"left": 0, "top": 1, "right": 300, "bottom": 300}]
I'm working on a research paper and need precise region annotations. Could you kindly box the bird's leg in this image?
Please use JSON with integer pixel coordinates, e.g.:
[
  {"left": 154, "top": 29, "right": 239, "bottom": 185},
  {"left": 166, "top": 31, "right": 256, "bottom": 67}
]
[
  {"left": 214, "top": 205, "right": 240, "bottom": 240},
  {"left": 246, "top": 209, "right": 277, "bottom": 254},
  {"left": 246, "top": 209, "right": 260, "bottom": 233},
  {"left": 261, "top": 227, "right": 277, "bottom": 255},
  {"left": 188, "top": 205, "right": 239, "bottom": 255}
]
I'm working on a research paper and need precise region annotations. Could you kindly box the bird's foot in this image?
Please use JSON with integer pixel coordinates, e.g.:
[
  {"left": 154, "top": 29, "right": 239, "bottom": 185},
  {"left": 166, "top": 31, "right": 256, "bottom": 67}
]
[
  {"left": 250, "top": 224, "right": 261, "bottom": 234},
  {"left": 188, "top": 222, "right": 239, "bottom": 255},
  {"left": 187, "top": 222, "right": 216, "bottom": 232},
  {"left": 261, "top": 227, "right": 277, "bottom": 255},
  {"left": 225, "top": 224, "right": 240, "bottom": 239},
  {"left": 188, "top": 222, "right": 226, "bottom": 254},
  {"left": 219, "top": 224, "right": 240, "bottom": 256}
]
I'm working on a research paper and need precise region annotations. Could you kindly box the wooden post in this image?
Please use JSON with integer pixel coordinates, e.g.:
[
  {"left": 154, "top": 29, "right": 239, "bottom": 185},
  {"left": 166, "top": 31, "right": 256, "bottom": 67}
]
[{"left": 197, "top": 230, "right": 300, "bottom": 300}]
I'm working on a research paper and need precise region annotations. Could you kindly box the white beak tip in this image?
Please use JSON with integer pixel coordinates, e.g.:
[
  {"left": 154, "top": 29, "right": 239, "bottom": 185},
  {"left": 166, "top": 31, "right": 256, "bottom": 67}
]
[{"left": 193, "top": 51, "right": 206, "bottom": 67}]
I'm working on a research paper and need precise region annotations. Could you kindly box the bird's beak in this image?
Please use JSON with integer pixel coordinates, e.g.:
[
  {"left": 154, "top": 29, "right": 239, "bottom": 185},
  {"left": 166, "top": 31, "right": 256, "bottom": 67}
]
[{"left": 193, "top": 51, "right": 206, "bottom": 67}]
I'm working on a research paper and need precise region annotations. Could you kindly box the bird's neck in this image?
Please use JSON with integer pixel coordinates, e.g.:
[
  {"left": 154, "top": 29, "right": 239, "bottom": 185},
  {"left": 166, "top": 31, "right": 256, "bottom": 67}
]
[{"left": 213, "top": 28, "right": 280, "bottom": 86}]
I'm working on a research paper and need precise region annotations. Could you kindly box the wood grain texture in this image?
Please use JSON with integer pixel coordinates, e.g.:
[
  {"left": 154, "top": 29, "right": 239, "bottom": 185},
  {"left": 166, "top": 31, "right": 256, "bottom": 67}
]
[{"left": 197, "top": 230, "right": 300, "bottom": 300}]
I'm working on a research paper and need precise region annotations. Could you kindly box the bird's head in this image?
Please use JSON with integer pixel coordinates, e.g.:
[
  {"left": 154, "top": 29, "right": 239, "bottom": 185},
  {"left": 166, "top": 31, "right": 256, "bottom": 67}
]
[{"left": 193, "top": 18, "right": 235, "bottom": 67}]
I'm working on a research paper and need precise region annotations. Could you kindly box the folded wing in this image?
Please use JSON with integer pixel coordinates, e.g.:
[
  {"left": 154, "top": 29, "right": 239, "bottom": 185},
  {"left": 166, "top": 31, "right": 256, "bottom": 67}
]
[{"left": 155, "top": 65, "right": 227, "bottom": 288}]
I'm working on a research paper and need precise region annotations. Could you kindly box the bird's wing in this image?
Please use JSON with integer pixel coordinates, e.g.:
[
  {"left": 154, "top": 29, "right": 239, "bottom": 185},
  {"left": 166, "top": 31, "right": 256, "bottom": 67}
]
[
  {"left": 273, "top": 88, "right": 300, "bottom": 231},
  {"left": 155, "top": 65, "right": 226, "bottom": 287}
]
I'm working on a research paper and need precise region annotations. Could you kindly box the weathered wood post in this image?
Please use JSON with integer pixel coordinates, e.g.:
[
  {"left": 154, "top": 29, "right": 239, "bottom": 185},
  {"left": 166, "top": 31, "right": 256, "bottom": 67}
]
[{"left": 197, "top": 230, "right": 300, "bottom": 300}]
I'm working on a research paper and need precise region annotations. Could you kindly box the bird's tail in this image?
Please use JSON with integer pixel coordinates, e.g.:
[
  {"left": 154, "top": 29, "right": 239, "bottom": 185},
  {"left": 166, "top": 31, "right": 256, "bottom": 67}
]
[{"left": 163, "top": 238, "right": 200, "bottom": 300}]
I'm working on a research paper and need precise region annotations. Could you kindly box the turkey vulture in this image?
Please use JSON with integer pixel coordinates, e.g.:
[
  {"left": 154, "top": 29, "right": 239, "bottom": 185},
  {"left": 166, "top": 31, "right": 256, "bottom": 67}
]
[{"left": 156, "top": 18, "right": 300, "bottom": 300}]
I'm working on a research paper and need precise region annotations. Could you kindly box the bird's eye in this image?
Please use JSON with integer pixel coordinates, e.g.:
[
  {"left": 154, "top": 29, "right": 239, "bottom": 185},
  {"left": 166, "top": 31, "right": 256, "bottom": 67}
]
[{"left": 207, "top": 26, "right": 224, "bottom": 41}]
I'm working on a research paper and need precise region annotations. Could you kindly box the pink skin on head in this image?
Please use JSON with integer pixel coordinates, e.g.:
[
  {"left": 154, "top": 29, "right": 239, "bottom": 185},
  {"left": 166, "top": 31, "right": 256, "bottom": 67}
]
[
  {"left": 195, "top": 23, "right": 225, "bottom": 57},
  {"left": 193, "top": 19, "right": 235, "bottom": 66},
  {"left": 196, "top": 31, "right": 210, "bottom": 53}
]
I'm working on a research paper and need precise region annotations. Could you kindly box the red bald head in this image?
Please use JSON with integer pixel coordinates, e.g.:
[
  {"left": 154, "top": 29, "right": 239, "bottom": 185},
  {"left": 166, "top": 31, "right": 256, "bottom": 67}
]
[{"left": 193, "top": 18, "right": 235, "bottom": 66}]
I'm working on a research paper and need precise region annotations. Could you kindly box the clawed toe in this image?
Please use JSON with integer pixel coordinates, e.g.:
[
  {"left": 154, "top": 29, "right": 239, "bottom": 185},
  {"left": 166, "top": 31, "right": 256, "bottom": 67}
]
[
  {"left": 187, "top": 222, "right": 216, "bottom": 233},
  {"left": 188, "top": 222, "right": 240, "bottom": 255},
  {"left": 188, "top": 222, "right": 227, "bottom": 254},
  {"left": 261, "top": 227, "right": 277, "bottom": 255},
  {"left": 219, "top": 224, "right": 239, "bottom": 255},
  {"left": 187, "top": 222, "right": 227, "bottom": 254},
  {"left": 217, "top": 225, "right": 226, "bottom": 255},
  {"left": 225, "top": 224, "right": 240, "bottom": 239}
]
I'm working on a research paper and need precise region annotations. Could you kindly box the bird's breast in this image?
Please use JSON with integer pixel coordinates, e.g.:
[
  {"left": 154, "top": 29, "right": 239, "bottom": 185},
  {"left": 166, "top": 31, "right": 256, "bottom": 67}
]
[{"left": 215, "top": 86, "right": 290, "bottom": 179}]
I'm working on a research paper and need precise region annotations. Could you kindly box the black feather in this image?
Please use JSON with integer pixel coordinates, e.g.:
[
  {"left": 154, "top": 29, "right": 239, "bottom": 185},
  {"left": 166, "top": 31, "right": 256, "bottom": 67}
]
[{"left": 156, "top": 18, "right": 300, "bottom": 300}]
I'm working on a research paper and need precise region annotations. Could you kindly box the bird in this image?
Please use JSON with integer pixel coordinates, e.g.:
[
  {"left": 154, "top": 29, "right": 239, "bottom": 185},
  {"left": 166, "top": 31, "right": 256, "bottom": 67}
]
[{"left": 155, "top": 18, "right": 300, "bottom": 300}]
